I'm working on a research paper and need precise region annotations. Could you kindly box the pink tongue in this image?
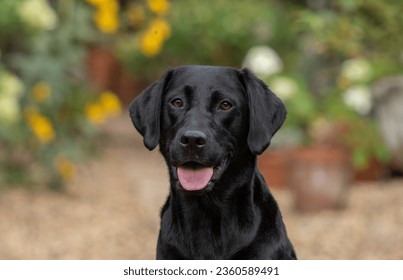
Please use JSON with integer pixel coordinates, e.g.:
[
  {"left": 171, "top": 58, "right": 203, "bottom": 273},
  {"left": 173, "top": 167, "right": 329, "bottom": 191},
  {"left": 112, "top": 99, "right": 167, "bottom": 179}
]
[{"left": 177, "top": 166, "right": 214, "bottom": 191}]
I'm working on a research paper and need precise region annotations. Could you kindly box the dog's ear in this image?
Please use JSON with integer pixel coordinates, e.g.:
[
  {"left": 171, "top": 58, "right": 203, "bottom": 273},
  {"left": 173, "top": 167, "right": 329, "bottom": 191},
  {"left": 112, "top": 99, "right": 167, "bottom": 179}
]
[
  {"left": 129, "top": 69, "right": 173, "bottom": 150},
  {"left": 240, "top": 68, "right": 287, "bottom": 155}
]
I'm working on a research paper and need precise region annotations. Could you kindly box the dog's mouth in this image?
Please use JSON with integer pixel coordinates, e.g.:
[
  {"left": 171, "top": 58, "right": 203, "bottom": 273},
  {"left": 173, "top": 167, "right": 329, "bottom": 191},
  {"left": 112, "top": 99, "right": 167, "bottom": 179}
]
[{"left": 176, "top": 161, "right": 224, "bottom": 192}]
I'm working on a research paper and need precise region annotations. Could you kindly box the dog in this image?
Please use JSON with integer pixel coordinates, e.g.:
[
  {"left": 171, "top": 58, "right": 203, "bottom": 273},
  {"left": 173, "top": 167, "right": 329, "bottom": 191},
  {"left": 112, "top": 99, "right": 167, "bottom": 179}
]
[{"left": 129, "top": 65, "right": 296, "bottom": 260}]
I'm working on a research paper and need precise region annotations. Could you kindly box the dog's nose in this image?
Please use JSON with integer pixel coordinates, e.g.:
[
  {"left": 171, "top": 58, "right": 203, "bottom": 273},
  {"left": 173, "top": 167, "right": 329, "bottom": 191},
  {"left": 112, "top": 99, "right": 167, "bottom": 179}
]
[{"left": 180, "top": 130, "right": 207, "bottom": 148}]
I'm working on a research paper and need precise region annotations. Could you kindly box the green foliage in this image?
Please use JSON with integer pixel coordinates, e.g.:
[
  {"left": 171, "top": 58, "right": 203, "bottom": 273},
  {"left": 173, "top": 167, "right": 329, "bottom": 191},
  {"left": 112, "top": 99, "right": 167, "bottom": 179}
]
[
  {"left": 116, "top": 0, "right": 282, "bottom": 80},
  {"left": 292, "top": 0, "right": 403, "bottom": 72},
  {"left": 2, "top": 0, "right": 399, "bottom": 188},
  {"left": 273, "top": 74, "right": 317, "bottom": 128},
  {"left": 0, "top": 0, "right": 25, "bottom": 38},
  {"left": 0, "top": 0, "right": 102, "bottom": 189},
  {"left": 113, "top": 0, "right": 400, "bottom": 168},
  {"left": 115, "top": 0, "right": 400, "bottom": 169},
  {"left": 254, "top": 0, "right": 401, "bottom": 168}
]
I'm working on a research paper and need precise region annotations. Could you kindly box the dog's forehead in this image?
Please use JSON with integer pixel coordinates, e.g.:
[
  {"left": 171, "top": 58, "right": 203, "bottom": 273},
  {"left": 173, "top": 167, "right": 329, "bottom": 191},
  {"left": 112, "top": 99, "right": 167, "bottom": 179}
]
[{"left": 169, "top": 66, "right": 242, "bottom": 91}]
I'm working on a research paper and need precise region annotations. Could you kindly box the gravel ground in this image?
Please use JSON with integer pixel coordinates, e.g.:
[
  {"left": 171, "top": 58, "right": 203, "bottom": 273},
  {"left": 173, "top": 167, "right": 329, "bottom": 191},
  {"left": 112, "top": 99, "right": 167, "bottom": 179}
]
[{"left": 0, "top": 115, "right": 402, "bottom": 260}]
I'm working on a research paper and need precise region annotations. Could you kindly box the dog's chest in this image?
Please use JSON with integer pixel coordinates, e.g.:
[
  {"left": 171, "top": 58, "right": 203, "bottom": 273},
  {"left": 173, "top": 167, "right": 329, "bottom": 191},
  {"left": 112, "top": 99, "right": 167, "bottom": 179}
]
[{"left": 161, "top": 206, "right": 258, "bottom": 259}]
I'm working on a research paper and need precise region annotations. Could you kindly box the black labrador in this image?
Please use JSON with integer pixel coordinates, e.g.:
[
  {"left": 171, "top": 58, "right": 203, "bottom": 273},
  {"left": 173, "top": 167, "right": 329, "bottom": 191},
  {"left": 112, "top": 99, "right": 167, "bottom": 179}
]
[{"left": 129, "top": 65, "right": 296, "bottom": 260}]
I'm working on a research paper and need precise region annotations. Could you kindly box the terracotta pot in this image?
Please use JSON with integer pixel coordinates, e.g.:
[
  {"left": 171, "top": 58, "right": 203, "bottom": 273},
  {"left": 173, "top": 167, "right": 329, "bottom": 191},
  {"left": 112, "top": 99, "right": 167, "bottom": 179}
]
[
  {"left": 288, "top": 146, "right": 353, "bottom": 212},
  {"left": 86, "top": 46, "right": 149, "bottom": 105},
  {"left": 116, "top": 71, "right": 148, "bottom": 105},
  {"left": 354, "top": 157, "right": 388, "bottom": 182},
  {"left": 86, "top": 46, "right": 120, "bottom": 91},
  {"left": 258, "top": 148, "right": 293, "bottom": 188}
]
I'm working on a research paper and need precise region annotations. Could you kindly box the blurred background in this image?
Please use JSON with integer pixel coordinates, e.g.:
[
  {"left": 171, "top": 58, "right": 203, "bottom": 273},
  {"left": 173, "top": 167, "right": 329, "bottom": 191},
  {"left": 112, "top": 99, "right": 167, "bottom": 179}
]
[{"left": 0, "top": 0, "right": 402, "bottom": 259}]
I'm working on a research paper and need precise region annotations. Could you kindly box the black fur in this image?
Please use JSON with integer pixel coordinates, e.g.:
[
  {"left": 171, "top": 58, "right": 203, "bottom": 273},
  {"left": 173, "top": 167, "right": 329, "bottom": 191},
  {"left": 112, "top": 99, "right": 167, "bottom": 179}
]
[{"left": 129, "top": 65, "right": 296, "bottom": 260}]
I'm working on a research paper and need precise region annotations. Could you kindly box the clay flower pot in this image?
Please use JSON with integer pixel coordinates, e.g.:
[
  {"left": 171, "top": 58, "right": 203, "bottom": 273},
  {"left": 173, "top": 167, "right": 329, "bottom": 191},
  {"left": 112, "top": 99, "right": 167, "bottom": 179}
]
[
  {"left": 288, "top": 145, "right": 353, "bottom": 212},
  {"left": 258, "top": 148, "right": 293, "bottom": 188},
  {"left": 86, "top": 46, "right": 120, "bottom": 91}
]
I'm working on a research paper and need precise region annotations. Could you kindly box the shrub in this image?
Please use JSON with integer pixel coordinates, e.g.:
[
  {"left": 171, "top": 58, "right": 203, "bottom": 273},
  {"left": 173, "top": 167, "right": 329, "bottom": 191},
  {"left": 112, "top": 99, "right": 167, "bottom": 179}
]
[{"left": 0, "top": 0, "right": 122, "bottom": 189}]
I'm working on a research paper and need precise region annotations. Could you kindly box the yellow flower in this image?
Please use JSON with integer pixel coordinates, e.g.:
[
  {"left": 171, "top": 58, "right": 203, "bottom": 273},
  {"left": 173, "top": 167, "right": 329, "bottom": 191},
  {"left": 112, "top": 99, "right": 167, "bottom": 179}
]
[
  {"left": 94, "top": 7, "right": 119, "bottom": 33},
  {"left": 25, "top": 108, "right": 55, "bottom": 144},
  {"left": 147, "top": 0, "right": 170, "bottom": 16},
  {"left": 99, "top": 91, "right": 121, "bottom": 117},
  {"left": 149, "top": 17, "right": 171, "bottom": 39},
  {"left": 31, "top": 81, "right": 51, "bottom": 103},
  {"left": 86, "top": 0, "right": 117, "bottom": 9},
  {"left": 85, "top": 101, "right": 106, "bottom": 125},
  {"left": 55, "top": 157, "right": 76, "bottom": 181},
  {"left": 139, "top": 18, "right": 171, "bottom": 57},
  {"left": 139, "top": 31, "right": 163, "bottom": 57},
  {"left": 85, "top": 0, "right": 104, "bottom": 6},
  {"left": 128, "top": 3, "right": 146, "bottom": 28},
  {"left": 85, "top": 91, "right": 121, "bottom": 125},
  {"left": 87, "top": 0, "right": 120, "bottom": 33}
]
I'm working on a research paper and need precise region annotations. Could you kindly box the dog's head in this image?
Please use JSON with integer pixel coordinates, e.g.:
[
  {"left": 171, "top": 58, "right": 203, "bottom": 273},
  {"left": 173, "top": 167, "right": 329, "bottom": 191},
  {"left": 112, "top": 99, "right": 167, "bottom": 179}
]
[{"left": 129, "top": 65, "right": 286, "bottom": 193}]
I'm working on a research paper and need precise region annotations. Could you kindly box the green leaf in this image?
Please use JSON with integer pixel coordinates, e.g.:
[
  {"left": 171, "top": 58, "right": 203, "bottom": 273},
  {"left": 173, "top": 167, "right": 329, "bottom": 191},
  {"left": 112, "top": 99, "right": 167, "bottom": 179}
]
[{"left": 353, "top": 148, "right": 369, "bottom": 169}]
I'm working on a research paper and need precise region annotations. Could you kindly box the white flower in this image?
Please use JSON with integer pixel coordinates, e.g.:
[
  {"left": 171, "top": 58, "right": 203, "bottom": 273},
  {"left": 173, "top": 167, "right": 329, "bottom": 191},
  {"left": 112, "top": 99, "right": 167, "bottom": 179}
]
[
  {"left": 243, "top": 46, "right": 283, "bottom": 78},
  {"left": 343, "top": 85, "right": 372, "bottom": 115},
  {"left": 0, "top": 71, "right": 23, "bottom": 125},
  {"left": 269, "top": 76, "right": 298, "bottom": 101},
  {"left": 18, "top": 0, "right": 58, "bottom": 31},
  {"left": 0, "top": 97, "right": 21, "bottom": 125},
  {"left": 341, "top": 58, "right": 373, "bottom": 82},
  {"left": 0, "top": 71, "right": 24, "bottom": 98}
]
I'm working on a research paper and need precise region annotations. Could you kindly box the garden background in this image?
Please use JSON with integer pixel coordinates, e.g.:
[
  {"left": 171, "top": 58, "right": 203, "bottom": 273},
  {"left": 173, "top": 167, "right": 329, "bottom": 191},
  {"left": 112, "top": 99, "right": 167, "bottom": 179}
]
[{"left": 0, "top": 0, "right": 402, "bottom": 259}]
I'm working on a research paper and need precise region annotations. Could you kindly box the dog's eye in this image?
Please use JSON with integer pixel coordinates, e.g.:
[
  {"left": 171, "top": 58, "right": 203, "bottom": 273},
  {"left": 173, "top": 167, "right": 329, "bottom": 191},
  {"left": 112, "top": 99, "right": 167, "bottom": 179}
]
[
  {"left": 219, "top": 101, "right": 232, "bottom": 110},
  {"left": 171, "top": 98, "right": 184, "bottom": 108}
]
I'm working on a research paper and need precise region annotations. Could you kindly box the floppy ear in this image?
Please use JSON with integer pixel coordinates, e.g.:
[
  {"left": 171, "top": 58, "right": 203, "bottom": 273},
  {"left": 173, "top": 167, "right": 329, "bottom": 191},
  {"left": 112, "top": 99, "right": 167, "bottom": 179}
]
[
  {"left": 240, "top": 68, "right": 287, "bottom": 155},
  {"left": 129, "top": 69, "right": 173, "bottom": 150}
]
